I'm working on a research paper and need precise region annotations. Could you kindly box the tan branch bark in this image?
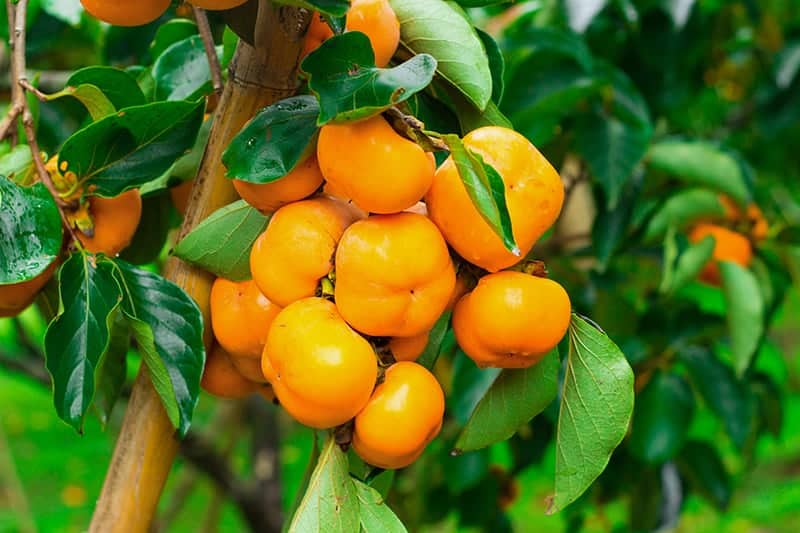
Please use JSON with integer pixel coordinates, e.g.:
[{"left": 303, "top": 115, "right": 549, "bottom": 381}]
[{"left": 89, "top": 4, "right": 310, "bottom": 531}]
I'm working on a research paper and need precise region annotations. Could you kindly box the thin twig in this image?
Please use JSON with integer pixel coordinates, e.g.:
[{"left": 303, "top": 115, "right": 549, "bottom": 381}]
[
  {"left": 18, "top": 78, "right": 48, "bottom": 102},
  {"left": 0, "top": 0, "right": 22, "bottom": 142},
  {"left": 192, "top": 6, "right": 224, "bottom": 96}
]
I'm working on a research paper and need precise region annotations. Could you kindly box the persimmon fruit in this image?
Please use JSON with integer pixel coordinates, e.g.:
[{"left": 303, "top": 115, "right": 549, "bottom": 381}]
[
  {"left": 80, "top": 0, "right": 169, "bottom": 26},
  {"left": 77, "top": 190, "right": 143, "bottom": 256},
  {"left": 689, "top": 223, "right": 753, "bottom": 285},
  {"left": 233, "top": 154, "right": 324, "bottom": 214},
  {"left": 0, "top": 261, "right": 59, "bottom": 318},
  {"left": 201, "top": 346, "right": 261, "bottom": 399}
]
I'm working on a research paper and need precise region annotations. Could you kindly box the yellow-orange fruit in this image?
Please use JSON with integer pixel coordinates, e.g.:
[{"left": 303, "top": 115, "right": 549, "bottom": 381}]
[
  {"left": 188, "top": 0, "right": 248, "bottom": 9},
  {"left": 233, "top": 154, "right": 324, "bottom": 214},
  {"left": 335, "top": 212, "right": 456, "bottom": 337},
  {"left": 250, "top": 197, "right": 361, "bottom": 307},
  {"left": 317, "top": 115, "right": 436, "bottom": 214},
  {"left": 0, "top": 261, "right": 59, "bottom": 318},
  {"left": 352, "top": 361, "right": 444, "bottom": 469},
  {"left": 453, "top": 271, "right": 571, "bottom": 368},
  {"left": 210, "top": 278, "right": 281, "bottom": 372},
  {"left": 262, "top": 298, "right": 378, "bottom": 429},
  {"left": 720, "top": 195, "right": 769, "bottom": 242},
  {"left": 77, "top": 190, "right": 142, "bottom": 256},
  {"left": 302, "top": 0, "right": 400, "bottom": 67},
  {"left": 426, "top": 127, "right": 564, "bottom": 272},
  {"left": 229, "top": 355, "right": 267, "bottom": 384},
  {"left": 689, "top": 223, "right": 753, "bottom": 286},
  {"left": 201, "top": 346, "right": 260, "bottom": 399},
  {"left": 389, "top": 331, "right": 430, "bottom": 362},
  {"left": 80, "top": 0, "right": 169, "bottom": 26}
]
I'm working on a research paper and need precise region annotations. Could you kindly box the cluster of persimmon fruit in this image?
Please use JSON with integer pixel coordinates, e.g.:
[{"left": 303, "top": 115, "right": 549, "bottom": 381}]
[{"left": 78, "top": 0, "right": 250, "bottom": 27}]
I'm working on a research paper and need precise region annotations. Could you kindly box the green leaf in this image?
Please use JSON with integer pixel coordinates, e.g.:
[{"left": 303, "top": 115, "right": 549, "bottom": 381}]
[
  {"left": 93, "top": 312, "right": 129, "bottom": 428},
  {"left": 455, "top": 349, "right": 559, "bottom": 452},
  {"left": 67, "top": 66, "right": 147, "bottom": 111},
  {"left": 44, "top": 253, "right": 122, "bottom": 432},
  {"left": 565, "top": 0, "right": 608, "bottom": 33},
  {"left": 277, "top": 0, "right": 350, "bottom": 16},
  {"left": 575, "top": 113, "right": 650, "bottom": 209},
  {"left": 550, "top": 315, "right": 634, "bottom": 513},
  {"left": 173, "top": 200, "right": 271, "bottom": 282},
  {"left": 676, "top": 440, "right": 730, "bottom": 510},
  {"left": 303, "top": 32, "right": 436, "bottom": 125},
  {"left": 59, "top": 100, "right": 205, "bottom": 197},
  {"left": 288, "top": 436, "right": 360, "bottom": 533},
  {"left": 150, "top": 19, "right": 199, "bottom": 59},
  {"left": 450, "top": 350, "right": 501, "bottom": 425},
  {"left": 720, "top": 262, "right": 764, "bottom": 377},
  {"left": 661, "top": 235, "right": 715, "bottom": 294},
  {"left": 475, "top": 28, "right": 504, "bottom": 104},
  {"left": 502, "top": 27, "right": 593, "bottom": 75},
  {"left": 0, "top": 145, "right": 34, "bottom": 183},
  {"left": 0, "top": 180, "right": 62, "bottom": 284},
  {"left": 663, "top": 0, "right": 697, "bottom": 28},
  {"left": 416, "top": 310, "right": 452, "bottom": 370},
  {"left": 153, "top": 35, "right": 214, "bottom": 102},
  {"left": 41, "top": 0, "right": 83, "bottom": 26},
  {"left": 647, "top": 141, "right": 750, "bottom": 204},
  {"left": 390, "top": 0, "right": 492, "bottom": 110},
  {"left": 628, "top": 372, "right": 695, "bottom": 464},
  {"left": 119, "top": 193, "right": 175, "bottom": 265},
  {"left": 43, "top": 84, "right": 117, "bottom": 121},
  {"left": 443, "top": 134, "right": 519, "bottom": 255},
  {"left": 679, "top": 346, "right": 755, "bottom": 449},
  {"left": 354, "top": 479, "right": 407, "bottom": 533},
  {"left": 223, "top": 96, "right": 320, "bottom": 184},
  {"left": 282, "top": 433, "right": 321, "bottom": 533},
  {"left": 110, "top": 259, "right": 205, "bottom": 437},
  {"left": 643, "top": 188, "right": 726, "bottom": 243},
  {"left": 445, "top": 84, "right": 514, "bottom": 133},
  {"left": 775, "top": 40, "right": 800, "bottom": 89}
]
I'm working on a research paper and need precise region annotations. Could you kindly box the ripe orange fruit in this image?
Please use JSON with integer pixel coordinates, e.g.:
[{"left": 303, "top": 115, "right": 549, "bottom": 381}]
[
  {"left": 453, "top": 271, "right": 571, "bottom": 368},
  {"left": 80, "top": 0, "right": 170, "bottom": 26},
  {"left": 389, "top": 331, "right": 429, "bottom": 362},
  {"left": 233, "top": 154, "right": 324, "bottom": 214},
  {"left": 188, "top": 0, "right": 248, "bottom": 9},
  {"left": 689, "top": 223, "right": 753, "bottom": 285},
  {"left": 302, "top": 0, "right": 400, "bottom": 67},
  {"left": 719, "top": 195, "right": 768, "bottom": 241},
  {"left": 426, "top": 127, "right": 564, "bottom": 272},
  {"left": 352, "top": 361, "right": 444, "bottom": 469},
  {"left": 201, "top": 345, "right": 260, "bottom": 399},
  {"left": 317, "top": 115, "right": 436, "bottom": 214},
  {"left": 250, "top": 196, "right": 361, "bottom": 307},
  {"left": 210, "top": 278, "right": 281, "bottom": 381},
  {"left": 0, "top": 261, "right": 59, "bottom": 318},
  {"left": 262, "top": 297, "right": 377, "bottom": 429},
  {"left": 170, "top": 180, "right": 193, "bottom": 216},
  {"left": 335, "top": 212, "right": 456, "bottom": 337},
  {"left": 76, "top": 190, "right": 142, "bottom": 256}
]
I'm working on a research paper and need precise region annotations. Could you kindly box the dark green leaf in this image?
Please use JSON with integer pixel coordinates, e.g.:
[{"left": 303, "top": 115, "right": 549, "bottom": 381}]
[
  {"left": 661, "top": 235, "right": 715, "bottom": 294},
  {"left": 445, "top": 84, "right": 514, "bottom": 133},
  {"left": 443, "top": 448, "right": 489, "bottom": 493},
  {"left": 150, "top": 19, "right": 199, "bottom": 59},
  {"left": 288, "top": 436, "right": 359, "bottom": 533},
  {"left": 475, "top": 28, "right": 504, "bottom": 104},
  {"left": 456, "top": 349, "right": 559, "bottom": 452},
  {"left": 354, "top": 479, "right": 407, "bottom": 533},
  {"left": 93, "top": 312, "right": 129, "bottom": 428},
  {"left": 643, "top": 188, "right": 726, "bottom": 243},
  {"left": 278, "top": 0, "right": 350, "bottom": 17},
  {"left": 550, "top": 315, "right": 634, "bottom": 513},
  {"left": 67, "top": 66, "right": 147, "bottom": 111},
  {"left": 720, "top": 262, "right": 764, "bottom": 377},
  {"left": 416, "top": 310, "right": 452, "bottom": 370},
  {"left": 751, "top": 373, "right": 783, "bottom": 438},
  {"left": 677, "top": 441, "right": 730, "bottom": 510},
  {"left": 303, "top": 32, "right": 436, "bottom": 125},
  {"left": 390, "top": 0, "right": 492, "bottom": 110},
  {"left": 450, "top": 350, "right": 501, "bottom": 425},
  {"left": 223, "top": 96, "right": 320, "bottom": 184},
  {"left": 0, "top": 180, "right": 62, "bottom": 284},
  {"left": 503, "top": 27, "right": 593, "bottom": 75},
  {"left": 153, "top": 35, "right": 214, "bottom": 102},
  {"left": 628, "top": 372, "right": 695, "bottom": 464},
  {"left": 110, "top": 259, "right": 205, "bottom": 437},
  {"left": 59, "top": 100, "right": 205, "bottom": 197},
  {"left": 119, "top": 193, "right": 175, "bottom": 265},
  {"left": 443, "top": 134, "right": 518, "bottom": 254},
  {"left": 44, "top": 253, "right": 122, "bottom": 432},
  {"left": 173, "top": 200, "right": 271, "bottom": 282}
]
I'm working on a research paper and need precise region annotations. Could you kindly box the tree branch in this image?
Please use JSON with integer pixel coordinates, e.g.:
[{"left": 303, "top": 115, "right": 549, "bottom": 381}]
[{"left": 193, "top": 6, "right": 224, "bottom": 97}]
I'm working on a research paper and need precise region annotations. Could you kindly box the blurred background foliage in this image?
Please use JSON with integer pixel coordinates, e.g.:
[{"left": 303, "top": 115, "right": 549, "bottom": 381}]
[{"left": 2, "top": 0, "right": 800, "bottom": 531}]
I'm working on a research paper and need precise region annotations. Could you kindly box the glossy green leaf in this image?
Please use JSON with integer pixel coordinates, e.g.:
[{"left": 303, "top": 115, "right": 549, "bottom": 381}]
[
  {"left": 67, "top": 66, "right": 147, "bottom": 111},
  {"left": 450, "top": 350, "right": 501, "bottom": 425},
  {"left": 476, "top": 28, "right": 504, "bottom": 104},
  {"left": 643, "top": 188, "right": 726, "bottom": 243},
  {"left": 0, "top": 180, "right": 62, "bottom": 284},
  {"left": 390, "top": 0, "right": 492, "bottom": 110},
  {"left": 173, "top": 200, "right": 271, "bottom": 282},
  {"left": 44, "top": 253, "right": 122, "bottom": 432},
  {"left": 277, "top": 0, "right": 350, "bottom": 16},
  {"left": 647, "top": 141, "right": 750, "bottom": 204},
  {"left": 153, "top": 35, "right": 214, "bottom": 102},
  {"left": 628, "top": 372, "right": 695, "bottom": 464},
  {"left": 110, "top": 259, "right": 205, "bottom": 436},
  {"left": 443, "top": 134, "right": 518, "bottom": 254},
  {"left": 677, "top": 440, "right": 730, "bottom": 510},
  {"left": 661, "top": 235, "right": 715, "bottom": 294},
  {"left": 720, "top": 261, "right": 764, "bottom": 377},
  {"left": 288, "top": 437, "right": 359, "bottom": 533},
  {"left": 93, "top": 312, "right": 129, "bottom": 427},
  {"left": 43, "top": 84, "right": 116, "bottom": 121},
  {"left": 354, "top": 479, "right": 407, "bottom": 533},
  {"left": 455, "top": 349, "right": 559, "bottom": 452},
  {"left": 0, "top": 145, "right": 34, "bottom": 183},
  {"left": 223, "top": 96, "right": 320, "bottom": 184},
  {"left": 282, "top": 433, "right": 321, "bottom": 533},
  {"left": 550, "top": 315, "right": 634, "bottom": 513},
  {"left": 415, "top": 310, "right": 452, "bottom": 370},
  {"left": 150, "top": 19, "right": 199, "bottom": 59},
  {"left": 503, "top": 26, "right": 593, "bottom": 77},
  {"left": 59, "top": 100, "right": 205, "bottom": 197},
  {"left": 303, "top": 32, "right": 436, "bottom": 124},
  {"left": 445, "top": 83, "right": 514, "bottom": 133}
]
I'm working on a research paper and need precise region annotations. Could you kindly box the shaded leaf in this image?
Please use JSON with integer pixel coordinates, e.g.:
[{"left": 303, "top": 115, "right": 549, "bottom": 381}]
[
  {"left": 565, "top": 0, "right": 608, "bottom": 33},
  {"left": 67, "top": 66, "right": 147, "bottom": 111},
  {"left": 476, "top": 28, "right": 505, "bottom": 104},
  {"left": 644, "top": 188, "right": 726, "bottom": 243},
  {"left": 676, "top": 441, "right": 730, "bottom": 510},
  {"left": 279, "top": 0, "right": 350, "bottom": 16},
  {"left": 153, "top": 35, "right": 214, "bottom": 102},
  {"left": 93, "top": 311, "right": 129, "bottom": 427},
  {"left": 661, "top": 235, "right": 715, "bottom": 294},
  {"left": 416, "top": 310, "right": 452, "bottom": 370}
]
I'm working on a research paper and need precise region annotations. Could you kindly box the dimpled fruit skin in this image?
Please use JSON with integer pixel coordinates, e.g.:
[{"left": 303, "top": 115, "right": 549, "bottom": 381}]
[
  {"left": 262, "top": 298, "right": 378, "bottom": 429},
  {"left": 201, "top": 346, "right": 260, "bottom": 399},
  {"left": 335, "top": 212, "right": 456, "bottom": 338},
  {"left": 77, "top": 190, "right": 142, "bottom": 256},
  {"left": 233, "top": 154, "right": 324, "bottom": 214},
  {"left": 317, "top": 116, "right": 436, "bottom": 214},
  {"left": 80, "top": 0, "right": 170, "bottom": 26},
  {"left": 188, "top": 0, "right": 248, "bottom": 9},
  {"left": 426, "top": 127, "right": 564, "bottom": 272},
  {"left": 210, "top": 278, "right": 281, "bottom": 368},
  {"left": 353, "top": 361, "right": 445, "bottom": 469},
  {"left": 689, "top": 223, "right": 753, "bottom": 286},
  {"left": 0, "top": 261, "right": 58, "bottom": 318},
  {"left": 453, "top": 271, "right": 571, "bottom": 369},
  {"left": 250, "top": 197, "right": 361, "bottom": 308}
]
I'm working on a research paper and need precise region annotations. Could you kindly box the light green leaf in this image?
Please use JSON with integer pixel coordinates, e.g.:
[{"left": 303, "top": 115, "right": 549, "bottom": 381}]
[
  {"left": 354, "top": 479, "right": 407, "bottom": 533},
  {"left": 720, "top": 261, "right": 764, "bottom": 377}
]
